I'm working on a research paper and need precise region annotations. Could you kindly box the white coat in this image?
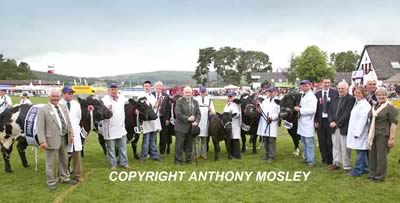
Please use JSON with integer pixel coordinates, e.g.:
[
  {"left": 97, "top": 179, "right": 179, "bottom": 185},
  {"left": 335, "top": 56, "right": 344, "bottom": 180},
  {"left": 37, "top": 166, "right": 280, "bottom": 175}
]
[
  {"left": 0, "top": 95, "right": 12, "bottom": 114},
  {"left": 347, "top": 98, "right": 371, "bottom": 150},
  {"left": 19, "top": 98, "right": 32, "bottom": 105},
  {"left": 223, "top": 101, "right": 241, "bottom": 139},
  {"left": 297, "top": 90, "right": 318, "bottom": 137},
  {"left": 194, "top": 95, "right": 215, "bottom": 137},
  {"left": 60, "top": 99, "right": 82, "bottom": 152},
  {"left": 138, "top": 92, "right": 161, "bottom": 134},
  {"left": 257, "top": 96, "right": 280, "bottom": 137},
  {"left": 101, "top": 95, "right": 127, "bottom": 140}
]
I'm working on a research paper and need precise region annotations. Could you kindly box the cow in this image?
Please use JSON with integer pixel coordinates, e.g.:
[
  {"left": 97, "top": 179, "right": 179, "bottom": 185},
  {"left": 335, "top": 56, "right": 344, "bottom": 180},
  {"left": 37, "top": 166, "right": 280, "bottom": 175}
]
[
  {"left": 240, "top": 93, "right": 264, "bottom": 154},
  {"left": 208, "top": 112, "right": 233, "bottom": 161},
  {"left": 0, "top": 95, "right": 113, "bottom": 173},
  {"left": 278, "top": 91, "right": 302, "bottom": 156}
]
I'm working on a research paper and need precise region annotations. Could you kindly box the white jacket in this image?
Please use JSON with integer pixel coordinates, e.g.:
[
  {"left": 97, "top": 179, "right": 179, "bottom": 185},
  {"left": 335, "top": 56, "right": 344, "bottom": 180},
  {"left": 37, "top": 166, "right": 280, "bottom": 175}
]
[
  {"left": 297, "top": 90, "right": 317, "bottom": 137},
  {"left": 60, "top": 99, "right": 82, "bottom": 152},
  {"left": 101, "top": 95, "right": 127, "bottom": 140},
  {"left": 138, "top": 92, "right": 161, "bottom": 134},
  {"left": 257, "top": 96, "right": 280, "bottom": 137},
  {"left": 347, "top": 99, "right": 371, "bottom": 150},
  {"left": 223, "top": 101, "right": 241, "bottom": 139},
  {"left": 194, "top": 96, "right": 215, "bottom": 137}
]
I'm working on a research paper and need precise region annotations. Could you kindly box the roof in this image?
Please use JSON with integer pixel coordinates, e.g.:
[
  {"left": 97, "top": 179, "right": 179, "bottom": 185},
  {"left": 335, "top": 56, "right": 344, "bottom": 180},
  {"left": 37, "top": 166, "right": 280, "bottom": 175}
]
[
  {"left": 384, "top": 72, "right": 400, "bottom": 83},
  {"left": 251, "top": 72, "right": 287, "bottom": 82},
  {"left": 335, "top": 72, "right": 352, "bottom": 84},
  {"left": 358, "top": 45, "right": 400, "bottom": 80},
  {"left": 0, "top": 80, "right": 59, "bottom": 85}
]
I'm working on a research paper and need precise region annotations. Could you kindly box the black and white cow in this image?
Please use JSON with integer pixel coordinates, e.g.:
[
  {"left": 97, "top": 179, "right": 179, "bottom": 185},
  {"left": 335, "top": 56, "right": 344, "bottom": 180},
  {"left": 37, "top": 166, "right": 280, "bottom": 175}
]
[
  {"left": 240, "top": 93, "right": 264, "bottom": 154},
  {"left": 0, "top": 96, "right": 112, "bottom": 173}
]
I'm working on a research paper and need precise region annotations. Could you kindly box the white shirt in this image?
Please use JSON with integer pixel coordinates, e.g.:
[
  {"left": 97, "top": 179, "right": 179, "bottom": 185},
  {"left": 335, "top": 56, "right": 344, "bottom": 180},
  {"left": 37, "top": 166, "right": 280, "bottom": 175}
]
[
  {"left": 138, "top": 91, "right": 161, "bottom": 134},
  {"left": 50, "top": 103, "right": 68, "bottom": 134},
  {"left": 0, "top": 95, "right": 13, "bottom": 114},
  {"left": 297, "top": 90, "right": 318, "bottom": 137},
  {"left": 223, "top": 101, "right": 241, "bottom": 139},
  {"left": 101, "top": 95, "right": 127, "bottom": 140},
  {"left": 194, "top": 95, "right": 215, "bottom": 137},
  {"left": 60, "top": 99, "right": 82, "bottom": 151},
  {"left": 20, "top": 98, "right": 32, "bottom": 105},
  {"left": 321, "top": 89, "right": 330, "bottom": 118},
  {"left": 257, "top": 96, "right": 280, "bottom": 137},
  {"left": 347, "top": 99, "right": 371, "bottom": 150}
]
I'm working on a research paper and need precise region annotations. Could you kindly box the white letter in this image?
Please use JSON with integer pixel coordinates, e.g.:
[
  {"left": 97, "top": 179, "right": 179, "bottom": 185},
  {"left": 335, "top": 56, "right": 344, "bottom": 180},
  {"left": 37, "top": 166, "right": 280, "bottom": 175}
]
[
  {"left": 303, "top": 171, "right": 311, "bottom": 181},
  {"left": 267, "top": 172, "right": 277, "bottom": 181},
  {"left": 244, "top": 171, "right": 253, "bottom": 181},
  {"left": 109, "top": 171, "right": 118, "bottom": 182},
  {"left": 119, "top": 171, "right": 128, "bottom": 182},
  {"left": 256, "top": 172, "right": 267, "bottom": 181},
  {"left": 188, "top": 172, "right": 197, "bottom": 181}
]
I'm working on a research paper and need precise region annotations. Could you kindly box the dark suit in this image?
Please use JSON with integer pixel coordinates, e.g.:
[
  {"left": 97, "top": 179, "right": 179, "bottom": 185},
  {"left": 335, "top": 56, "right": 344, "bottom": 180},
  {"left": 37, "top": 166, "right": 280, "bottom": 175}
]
[
  {"left": 329, "top": 94, "right": 355, "bottom": 136},
  {"left": 153, "top": 92, "right": 171, "bottom": 155},
  {"left": 174, "top": 97, "right": 201, "bottom": 164},
  {"left": 315, "top": 88, "right": 338, "bottom": 165}
]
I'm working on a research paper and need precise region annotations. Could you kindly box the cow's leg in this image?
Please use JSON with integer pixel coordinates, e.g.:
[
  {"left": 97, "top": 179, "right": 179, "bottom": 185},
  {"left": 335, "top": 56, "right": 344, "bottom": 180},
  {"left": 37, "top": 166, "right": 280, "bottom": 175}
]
[
  {"left": 226, "top": 138, "right": 232, "bottom": 160},
  {"left": 241, "top": 131, "right": 246, "bottom": 153},
  {"left": 80, "top": 137, "right": 85, "bottom": 157},
  {"left": 98, "top": 133, "right": 107, "bottom": 156},
  {"left": 132, "top": 134, "right": 140, "bottom": 160},
  {"left": 251, "top": 133, "right": 258, "bottom": 154},
  {"left": 206, "top": 136, "right": 210, "bottom": 152},
  {"left": 288, "top": 127, "right": 301, "bottom": 156},
  {"left": 17, "top": 138, "right": 29, "bottom": 168},
  {"left": 2, "top": 143, "right": 14, "bottom": 173},
  {"left": 212, "top": 138, "right": 220, "bottom": 161}
]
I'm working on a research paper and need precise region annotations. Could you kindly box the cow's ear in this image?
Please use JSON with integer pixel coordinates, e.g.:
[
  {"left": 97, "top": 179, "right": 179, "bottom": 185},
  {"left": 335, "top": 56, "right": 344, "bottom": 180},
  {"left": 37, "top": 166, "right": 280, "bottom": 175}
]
[
  {"left": 77, "top": 97, "right": 82, "bottom": 103},
  {"left": 274, "top": 99, "right": 281, "bottom": 105},
  {"left": 128, "top": 98, "right": 135, "bottom": 104},
  {"left": 233, "top": 99, "right": 241, "bottom": 104},
  {"left": 216, "top": 112, "right": 222, "bottom": 118}
]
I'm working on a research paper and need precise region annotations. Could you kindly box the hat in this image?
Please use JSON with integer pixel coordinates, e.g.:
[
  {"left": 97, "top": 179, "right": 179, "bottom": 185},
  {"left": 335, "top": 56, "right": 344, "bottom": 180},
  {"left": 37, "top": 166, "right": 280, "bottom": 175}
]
[
  {"left": 199, "top": 86, "right": 207, "bottom": 93},
  {"left": 267, "top": 87, "right": 278, "bottom": 92},
  {"left": 22, "top": 93, "right": 28, "bottom": 97},
  {"left": 191, "top": 126, "right": 201, "bottom": 137},
  {"left": 62, "top": 86, "right": 74, "bottom": 93},
  {"left": 109, "top": 83, "right": 118, "bottom": 88},
  {"left": 226, "top": 91, "right": 236, "bottom": 97},
  {"left": 300, "top": 80, "right": 311, "bottom": 85}
]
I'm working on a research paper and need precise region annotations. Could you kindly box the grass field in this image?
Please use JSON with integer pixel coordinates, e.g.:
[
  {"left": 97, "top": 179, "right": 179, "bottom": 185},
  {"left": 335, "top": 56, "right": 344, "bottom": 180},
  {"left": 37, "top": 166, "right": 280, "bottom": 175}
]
[{"left": 1, "top": 96, "right": 400, "bottom": 203}]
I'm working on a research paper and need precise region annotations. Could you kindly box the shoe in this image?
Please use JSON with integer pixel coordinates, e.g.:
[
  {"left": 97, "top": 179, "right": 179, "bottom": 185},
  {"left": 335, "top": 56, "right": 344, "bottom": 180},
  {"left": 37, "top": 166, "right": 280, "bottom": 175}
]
[
  {"left": 201, "top": 156, "right": 208, "bottom": 160},
  {"left": 344, "top": 169, "right": 352, "bottom": 173},
  {"left": 267, "top": 159, "right": 274, "bottom": 163},
  {"left": 328, "top": 165, "right": 341, "bottom": 170},
  {"left": 174, "top": 161, "right": 182, "bottom": 166},
  {"left": 371, "top": 177, "right": 384, "bottom": 182},
  {"left": 48, "top": 185, "right": 57, "bottom": 191},
  {"left": 60, "top": 178, "right": 72, "bottom": 184},
  {"left": 293, "top": 148, "right": 300, "bottom": 157},
  {"left": 122, "top": 165, "right": 132, "bottom": 170},
  {"left": 152, "top": 158, "right": 162, "bottom": 162},
  {"left": 185, "top": 160, "right": 192, "bottom": 164},
  {"left": 111, "top": 166, "right": 117, "bottom": 170},
  {"left": 308, "top": 164, "right": 315, "bottom": 169}
]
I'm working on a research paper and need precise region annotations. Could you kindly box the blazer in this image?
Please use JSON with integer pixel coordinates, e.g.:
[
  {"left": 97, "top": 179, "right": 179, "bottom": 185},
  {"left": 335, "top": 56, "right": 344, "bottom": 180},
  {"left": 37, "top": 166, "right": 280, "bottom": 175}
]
[
  {"left": 328, "top": 94, "right": 356, "bottom": 135},
  {"left": 315, "top": 88, "right": 338, "bottom": 124},
  {"left": 37, "top": 103, "right": 73, "bottom": 149},
  {"left": 152, "top": 92, "right": 171, "bottom": 121},
  {"left": 174, "top": 97, "right": 201, "bottom": 134}
]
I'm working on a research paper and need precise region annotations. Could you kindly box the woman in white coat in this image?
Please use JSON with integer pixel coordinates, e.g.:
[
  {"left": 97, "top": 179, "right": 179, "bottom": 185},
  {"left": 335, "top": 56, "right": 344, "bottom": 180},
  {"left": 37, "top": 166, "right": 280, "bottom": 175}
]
[
  {"left": 347, "top": 86, "right": 371, "bottom": 177},
  {"left": 223, "top": 92, "right": 242, "bottom": 159},
  {"left": 257, "top": 87, "right": 280, "bottom": 162}
]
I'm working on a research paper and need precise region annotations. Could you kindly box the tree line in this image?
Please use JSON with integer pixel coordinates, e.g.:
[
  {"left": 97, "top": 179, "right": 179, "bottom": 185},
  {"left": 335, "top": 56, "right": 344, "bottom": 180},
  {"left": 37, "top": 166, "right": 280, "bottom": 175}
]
[{"left": 0, "top": 54, "right": 37, "bottom": 80}]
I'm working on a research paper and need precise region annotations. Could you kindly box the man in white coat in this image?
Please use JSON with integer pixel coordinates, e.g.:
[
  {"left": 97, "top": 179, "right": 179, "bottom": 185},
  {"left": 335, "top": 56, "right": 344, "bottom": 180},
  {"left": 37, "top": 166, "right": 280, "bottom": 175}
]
[
  {"left": 0, "top": 89, "right": 12, "bottom": 114},
  {"left": 138, "top": 80, "right": 161, "bottom": 162},
  {"left": 223, "top": 92, "right": 241, "bottom": 159},
  {"left": 295, "top": 80, "right": 318, "bottom": 167},
  {"left": 194, "top": 86, "right": 215, "bottom": 160},
  {"left": 101, "top": 83, "right": 129, "bottom": 170},
  {"left": 60, "top": 86, "right": 82, "bottom": 182},
  {"left": 257, "top": 87, "right": 280, "bottom": 162}
]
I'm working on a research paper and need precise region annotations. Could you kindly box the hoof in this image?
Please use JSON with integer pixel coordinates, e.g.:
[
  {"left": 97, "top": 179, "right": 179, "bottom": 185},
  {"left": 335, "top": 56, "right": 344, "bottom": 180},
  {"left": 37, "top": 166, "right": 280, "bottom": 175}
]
[
  {"left": 6, "top": 169, "right": 13, "bottom": 173},
  {"left": 228, "top": 155, "right": 233, "bottom": 160},
  {"left": 214, "top": 157, "right": 219, "bottom": 161},
  {"left": 134, "top": 154, "right": 140, "bottom": 160},
  {"left": 23, "top": 164, "right": 30, "bottom": 168},
  {"left": 241, "top": 148, "right": 246, "bottom": 153},
  {"left": 252, "top": 150, "right": 257, "bottom": 154}
]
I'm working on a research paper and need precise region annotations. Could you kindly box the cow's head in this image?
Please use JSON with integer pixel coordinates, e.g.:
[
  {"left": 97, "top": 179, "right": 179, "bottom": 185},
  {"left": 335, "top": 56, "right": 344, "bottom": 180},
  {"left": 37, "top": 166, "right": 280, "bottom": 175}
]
[
  {"left": 240, "top": 93, "right": 261, "bottom": 119},
  {"left": 78, "top": 96, "right": 113, "bottom": 132},
  {"left": 135, "top": 97, "right": 158, "bottom": 121},
  {"left": 0, "top": 106, "right": 22, "bottom": 149},
  {"left": 279, "top": 92, "right": 301, "bottom": 121},
  {"left": 216, "top": 112, "right": 233, "bottom": 133}
]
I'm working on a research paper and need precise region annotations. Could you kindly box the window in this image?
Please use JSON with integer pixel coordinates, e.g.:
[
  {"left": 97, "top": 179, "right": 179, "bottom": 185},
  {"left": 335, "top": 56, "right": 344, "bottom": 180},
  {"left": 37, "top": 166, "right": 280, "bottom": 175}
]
[{"left": 391, "top": 61, "right": 400, "bottom": 69}]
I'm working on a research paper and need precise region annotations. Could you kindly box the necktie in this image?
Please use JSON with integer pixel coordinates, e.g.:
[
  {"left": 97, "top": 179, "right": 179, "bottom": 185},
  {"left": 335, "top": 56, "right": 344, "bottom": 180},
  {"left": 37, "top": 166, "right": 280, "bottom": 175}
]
[
  {"left": 202, "top": 96, "right": 205, "bottom": 104},
  {"left": 323, "top": 91, "right": 328, "bottom": 113},
  {"left": 66, "top": 102, "right": 71, "bottom": 111},
  {"left": 55, "top": 105, "right": 68, "bottom": 135}
]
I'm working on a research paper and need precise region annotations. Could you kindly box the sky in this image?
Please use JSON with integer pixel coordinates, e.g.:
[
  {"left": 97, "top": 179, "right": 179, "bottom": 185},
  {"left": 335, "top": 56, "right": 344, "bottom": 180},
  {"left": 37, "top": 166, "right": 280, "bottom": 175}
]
[{"left": 1, "top": 0, "right": 399, "bottom": 77}]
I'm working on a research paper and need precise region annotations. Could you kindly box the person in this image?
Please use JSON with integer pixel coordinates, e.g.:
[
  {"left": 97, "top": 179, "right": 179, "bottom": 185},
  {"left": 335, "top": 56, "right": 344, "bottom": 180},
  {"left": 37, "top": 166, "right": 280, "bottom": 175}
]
[
  {"left": 315, "top": 78, "right": 338, "bottom": 166},
  {"left": 193, "top": 86, "right": 215, "bottom": 160},
  {"left": 223, "top": 91, "right": 242, "bottom": 159},
  {"left": 347, "top": 86, "right": 371, "bottom": 177},
  {"left": 0, "top": 89, "right": 12, "bottom": 114},
  {"left": 366, "top": 80, "right": 377, "bottom": 105},
  {"left": 328, "top": 81, "right": 355, "bottom": 172},
  {"left": 257, "top": 87, "right": 280, "bottom": 162},
  {"left": 295, "top": 80, "right": 317, "bottom": 167},
  {"left": 101, "top": 83, "right": 130, "bottom": 170},
  {"left": 368, "top": 87, "right": 398, "bottom": 182},
  {"left": 19, "top": 93, "right": 32, "bottom": 105},
  {"left": 138, "top": 80, "right": 161, "bottom": 162},
  {"left": 60, "top": 86, "right": 82, "bottom": 183},
  {"left": 153, "top": 81, "right": 171, "bottom": 158},
  {"left": 174, "top": 86, "right": 201, "bottom": 165},
  {"left": 37, "top": 88, "right": 75, "bottom": 190}
]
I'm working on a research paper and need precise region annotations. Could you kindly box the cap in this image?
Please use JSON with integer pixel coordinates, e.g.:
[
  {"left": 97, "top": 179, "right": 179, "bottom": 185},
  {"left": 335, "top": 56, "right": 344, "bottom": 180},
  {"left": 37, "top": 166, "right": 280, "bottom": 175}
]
[
  {"left": 109, "top": 83, "right": 118, "bottom": 88},
  {"left": 62, "top": 86, "right": 74, "bottom": 93},
  {"left": 267, "top": 87, "right": 278, "bottom": 92},
  {"left": 22, "top": 93, "right": 28, "bottom": 96},
  {"left": 300, "top": 80, "right": 311, "bottom": 85},
  {"left": 226, "top": 91, "right": 236, "bottom": 97},
  {"left": 199, "top": 86, "right": 207, "bottom": 93}
]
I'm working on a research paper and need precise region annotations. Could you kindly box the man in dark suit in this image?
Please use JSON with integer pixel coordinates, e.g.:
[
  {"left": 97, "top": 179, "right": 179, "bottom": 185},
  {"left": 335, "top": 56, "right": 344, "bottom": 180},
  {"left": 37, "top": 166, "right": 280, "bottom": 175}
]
[
  {"left": 37, "top": 88, "right": 76, "bottom": 190},
  {"left": 314, "top": 78, "right": 338, "bottom": 166},
  {"left": 328, "top": 81, "right": 355, "bottom": 172},
  {"left": 153, "top": 81, "right": 171, "bottom": 157},
  {"left": 174, "top": 86, "right": 201, "bottom": 165}
]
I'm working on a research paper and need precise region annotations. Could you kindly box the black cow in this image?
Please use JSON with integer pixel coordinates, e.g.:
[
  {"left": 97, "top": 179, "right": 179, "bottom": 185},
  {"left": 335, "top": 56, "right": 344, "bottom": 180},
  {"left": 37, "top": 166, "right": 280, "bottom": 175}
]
[
  {"left": 240, "top": 93, "right": 264, "bottom": 154},
  {"left": 278, "top": 91, "right": 302, "bottom": 156},
  {"left": 0, "top": 96, "right": 113, "bottom": 173},
  {"left": 208, "top": 112, "right": 233, "bottom": 161}
]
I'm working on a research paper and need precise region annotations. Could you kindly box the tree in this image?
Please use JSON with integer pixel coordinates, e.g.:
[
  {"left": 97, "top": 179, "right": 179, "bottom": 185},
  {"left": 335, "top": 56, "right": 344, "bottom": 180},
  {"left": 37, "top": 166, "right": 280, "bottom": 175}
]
[
  {"left": 192, "top": 47, "right": 216, "bottom": 85},
  {"left": 0, "top": 54, "right": 37, "bottom": 80},
  {"left": 330, "top": 51, "right": 360, "bottom": 72},
  {"left": 213, "top": 46, "right": 238, "bottom": 85},
  {"left": 283, "top": 54, "right": 298, "bottom": 84},
  {"left": 293, "top": 45, "right": 335, "bottom": 82},
  {"left": 237, "top": 50, "right": 272, "bottom": 84}
]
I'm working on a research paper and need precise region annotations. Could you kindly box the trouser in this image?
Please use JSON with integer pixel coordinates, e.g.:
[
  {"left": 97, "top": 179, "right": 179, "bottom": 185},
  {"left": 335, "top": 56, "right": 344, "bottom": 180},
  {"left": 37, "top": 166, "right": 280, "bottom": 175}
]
[
  {"left": 141, "top": 131, "right": 159, "bottom": 160},
  {"left": 332, "top": 129, "right": 352, "bottom": 169},
  {"left": 70, "top": 151, "right": 82, "bottom": 180},
  {"left": 369, "top": 135, "right": 390, "bottom": 180},
  {"left": 193, "top": 136, "right": 208, "bottom": 157},
  {"left": 174, "top": 131, "right": 193, "bottom": 163},
  {"left": 352, "top": 150, "right": 368, "bottom": 176},
  {"left": 317, "top": 118, "right": 333, "bottom": 164},
  {"left": 263, "top": 136, "right": 276, "bottom": 160},
  {"left": 230, "top": 139, "right": 241, "bottom": 158},
  {"left": 301, "top": 136, "right": 315, "bottom": 166},
  {"left": 45, "top": 135, "right": 69, "bottom": 187},
  {"left": 159, "top": 117, "right": 168, "bottom": 155},
  {"left": 105, "top": 136, "right": 128, "bottom": 167}
]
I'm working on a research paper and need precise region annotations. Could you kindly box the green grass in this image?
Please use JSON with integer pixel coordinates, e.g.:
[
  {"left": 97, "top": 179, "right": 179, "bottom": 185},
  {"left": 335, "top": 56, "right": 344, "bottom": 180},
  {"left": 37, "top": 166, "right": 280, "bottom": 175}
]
[{"left": 1, "top": 96, "right": 400, "bottom": 202}]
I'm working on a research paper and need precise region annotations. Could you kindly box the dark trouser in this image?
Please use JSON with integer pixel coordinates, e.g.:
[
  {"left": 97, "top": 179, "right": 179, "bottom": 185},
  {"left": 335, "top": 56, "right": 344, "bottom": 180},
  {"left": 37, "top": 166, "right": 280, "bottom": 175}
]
[
  {"left": 230, "top": 139, "right": 241, "bottom": 159},
  {"left": 174, "top": 131, "right": 193, "bottom": 163},
  {"left": 263, "top": 136, "right": 276, "bottom": 160},
  {"left": 317, "top": 118, "right": 333, "bottom": 165},
  {"left": 369, "top": 135, "right": 390, "bottom": 180},
  {"left": 159, "top": 117, "right": 168, "bottom": 155}
]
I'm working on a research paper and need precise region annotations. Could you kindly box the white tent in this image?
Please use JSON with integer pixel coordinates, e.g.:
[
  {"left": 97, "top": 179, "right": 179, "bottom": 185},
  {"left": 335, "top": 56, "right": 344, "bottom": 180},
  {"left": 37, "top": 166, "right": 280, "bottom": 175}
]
[{"left": 224, "top": 85, "right": 240, "bottom": 90}]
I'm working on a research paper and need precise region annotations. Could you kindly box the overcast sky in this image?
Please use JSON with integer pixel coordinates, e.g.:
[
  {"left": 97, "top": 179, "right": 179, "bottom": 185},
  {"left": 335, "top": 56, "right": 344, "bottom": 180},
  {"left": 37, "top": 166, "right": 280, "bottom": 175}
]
[{"left": 1, "top": 0, "right": 399, "bottom": 77}]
